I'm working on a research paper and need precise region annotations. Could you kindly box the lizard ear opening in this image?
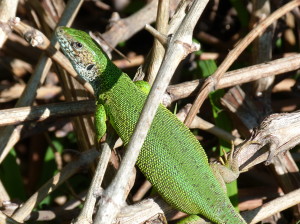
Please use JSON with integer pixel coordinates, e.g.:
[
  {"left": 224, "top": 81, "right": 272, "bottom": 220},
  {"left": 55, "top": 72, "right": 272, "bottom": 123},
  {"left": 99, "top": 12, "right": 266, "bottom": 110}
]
[{"left": 86, "top": 64, "right": 95, "bottom": 71}]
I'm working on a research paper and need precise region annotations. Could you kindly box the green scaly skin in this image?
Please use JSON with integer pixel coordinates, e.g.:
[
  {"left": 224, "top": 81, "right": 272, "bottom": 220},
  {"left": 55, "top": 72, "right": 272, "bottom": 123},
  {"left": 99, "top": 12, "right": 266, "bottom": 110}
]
[{"left": 56, "top": 27, "right": 246, "bottom": 224}]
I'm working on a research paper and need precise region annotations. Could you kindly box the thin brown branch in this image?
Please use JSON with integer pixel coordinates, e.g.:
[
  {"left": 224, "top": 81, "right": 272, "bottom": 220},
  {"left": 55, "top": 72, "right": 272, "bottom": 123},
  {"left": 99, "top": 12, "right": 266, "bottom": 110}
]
[
  {"left": 113, "top": 55, "right": 144, "bottom": 69},
  {"left": 0, "top": 100, "right": 94, "bottom": 127},
  {"left": 243, "top": 188, "right": 300, "bottom": 224},
  {"left": 132, "top": 180, "right": 152, "bottom": 202},
  {"left": 72, "top": 129, "right": 117, "bottom": 224},
  {"left": 100, "top": 0, "right": 180, "bottom": 49},
  {"left": 145, "top": 0, "right": 169, "bottom": 84},
  {"left": 166, "top": 53, "right": 300, "bottom": 105},
  {"left": 176, "top": 104, "right": 243, "bottom": 145},
  {"left": 0, "top": 83, "right": 61, "bottom": 103}
]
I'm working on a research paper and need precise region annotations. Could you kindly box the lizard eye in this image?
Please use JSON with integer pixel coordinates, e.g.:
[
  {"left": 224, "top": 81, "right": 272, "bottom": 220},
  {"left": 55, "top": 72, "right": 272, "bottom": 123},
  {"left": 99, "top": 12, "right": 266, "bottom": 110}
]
[{"left": 71, "top": 41, "right": 83, "bottom": 49}]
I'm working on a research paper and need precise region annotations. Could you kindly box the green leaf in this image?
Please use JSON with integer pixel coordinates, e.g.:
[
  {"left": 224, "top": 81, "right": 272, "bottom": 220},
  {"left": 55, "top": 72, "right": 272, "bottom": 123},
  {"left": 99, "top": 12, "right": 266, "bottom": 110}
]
[
  {"left": 229, "top": 0, "right": 249, "bottom": 29},
  {"left": 0, "top": 149, "right": 26, "bottom": 200}
]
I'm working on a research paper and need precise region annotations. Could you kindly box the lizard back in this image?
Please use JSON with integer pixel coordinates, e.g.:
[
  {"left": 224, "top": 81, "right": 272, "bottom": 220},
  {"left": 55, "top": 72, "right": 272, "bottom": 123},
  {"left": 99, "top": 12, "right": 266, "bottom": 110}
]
[{"left": 99, "top": 73, "right": 244, "bottom": 223}]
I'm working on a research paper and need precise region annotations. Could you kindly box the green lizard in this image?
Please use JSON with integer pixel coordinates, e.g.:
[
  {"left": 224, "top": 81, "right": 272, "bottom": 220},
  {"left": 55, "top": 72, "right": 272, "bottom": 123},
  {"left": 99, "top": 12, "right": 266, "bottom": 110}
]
[{"left": 56, "top": 26, "right": 246, "bottom": 224}]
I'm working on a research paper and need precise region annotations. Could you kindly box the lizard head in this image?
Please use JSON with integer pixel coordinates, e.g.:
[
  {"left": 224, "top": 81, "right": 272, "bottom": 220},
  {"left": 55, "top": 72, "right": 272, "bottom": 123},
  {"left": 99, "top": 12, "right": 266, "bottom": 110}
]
[
  {"left": 56, "top": 26, "right": 105, "bottom": 87},
  {"left": 56, "top": 26, "right": 123, "bottom": 95}
]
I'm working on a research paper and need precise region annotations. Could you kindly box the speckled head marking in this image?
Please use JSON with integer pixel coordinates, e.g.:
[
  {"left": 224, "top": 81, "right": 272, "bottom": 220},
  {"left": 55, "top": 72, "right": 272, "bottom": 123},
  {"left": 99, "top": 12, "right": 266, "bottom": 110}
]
[
  {"left": 56, "top": 27, "right": 101, "bottom": 83},
  {"left": 56, "top": 27, "right": 124, "bottom": 95}
]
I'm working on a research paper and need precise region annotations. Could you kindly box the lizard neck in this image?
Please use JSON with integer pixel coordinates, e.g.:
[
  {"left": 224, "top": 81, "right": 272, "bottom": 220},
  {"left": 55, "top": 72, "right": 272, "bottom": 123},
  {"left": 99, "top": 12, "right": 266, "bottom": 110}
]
[{"left": 92, "top": 58, "right": 123, "bottom": 96}]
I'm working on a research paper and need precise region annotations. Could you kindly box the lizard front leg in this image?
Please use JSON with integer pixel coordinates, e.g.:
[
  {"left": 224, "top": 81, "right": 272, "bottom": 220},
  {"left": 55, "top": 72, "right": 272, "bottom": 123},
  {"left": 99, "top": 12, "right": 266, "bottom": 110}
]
[{"left": 94, "top": 103, "right": 107, "bottom": 142}]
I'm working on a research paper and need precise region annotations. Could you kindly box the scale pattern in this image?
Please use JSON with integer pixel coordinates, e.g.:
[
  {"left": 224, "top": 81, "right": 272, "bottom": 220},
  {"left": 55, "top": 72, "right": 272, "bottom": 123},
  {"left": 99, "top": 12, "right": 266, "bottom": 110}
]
[
  {"left": 101, "top": 75, "right": 244, "bottom": 223},
  {"left": 56, "top": 26, "right": 246, "bottom": 224}
]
